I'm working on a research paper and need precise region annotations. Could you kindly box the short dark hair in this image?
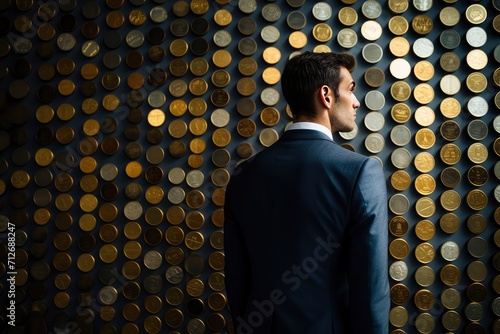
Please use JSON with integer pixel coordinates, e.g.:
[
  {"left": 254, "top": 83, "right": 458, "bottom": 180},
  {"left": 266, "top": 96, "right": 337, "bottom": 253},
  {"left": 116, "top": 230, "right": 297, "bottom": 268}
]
[{"left": 281, "top": 51, "right": 356, "bottom": 119}]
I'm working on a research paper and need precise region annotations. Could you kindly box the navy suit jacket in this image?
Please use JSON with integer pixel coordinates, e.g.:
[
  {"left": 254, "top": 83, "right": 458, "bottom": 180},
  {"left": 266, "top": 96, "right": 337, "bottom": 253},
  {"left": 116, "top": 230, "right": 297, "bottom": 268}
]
[{"left": 224, "top": 129, "right": 390, "bottom": 333}]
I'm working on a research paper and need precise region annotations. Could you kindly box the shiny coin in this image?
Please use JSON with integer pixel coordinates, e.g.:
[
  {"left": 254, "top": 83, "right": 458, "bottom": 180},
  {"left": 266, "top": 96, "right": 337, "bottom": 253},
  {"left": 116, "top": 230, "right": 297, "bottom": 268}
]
[
  {"left": 312, "top": 2, "right": 332, "bottom": 21},
  {"left": 467, "top": 96, "right": 488, "bottom": 117},
  {"left": 360, "top": 21, "right": 382, "bottom": 41},
  {"left": 440, "top": 74, "right": 460, "bottom": 95},
  {"left": 362, "top": 43, "right": 383, "bottom": 63},
  {"left": 288, "top": 31, "right": 307, "bottom": 49},
  {"left": 259, "top": 128, "right": 279, "bottom": 147},
  {"left": 364, "top": 112, "right": 384, "bottom": 132},
  {"left": 388, "top": 16, "right": 408, "bottom": 36},
  {"left": 337, "top": 28, "right": 357, "bottom": 49},
  {"left": 261, "top": 25, "right": 280, "bottom": 44},
  {"left": 440, "top": 241, "right": 459, "bottom": 261},
  {"left": 466, "top": 49, "right": 488, "bottom": 70},
  {"left": 364, "top": 133, "right": 384, "bottom": 153},
  {"left": 389, "top": 194, "right": 410, "bottom": 215},
  {"left": 391, "top": 148, "right": 412, "bottom": 169},
  {"left": 415, "top": 219, "right": 435, "bottom": 241},
  {"left": 415, "top": 197, "right": 436, "bottom": 218},
  {"left": 466, "top": 4, "right": 487, "bottom": 24},
  {"left": 413, "top": 37, "right": 433, "bottom": 58},
  {"left": 440, "top": 6, "right": 460, "bottom": 26},
  {"left": 390, "top": 58, "right": 411, "bottom": 79},
  {"left": 338, "top": 7, "right": 357, "bottom": 26},
  {"left": 466, "top": 27, "right": 487, "bottom": 47},
  {"left": 415, "top": 242, "right": 435, "bottom": 264},
  {"left": 389, "top": 260, "right": 408, "bottom": 281},
  {"left": 412, "top": 14, "right": 433, "bottom": 34},
  {"left": 364, "top": 91, "right": 385, "bottom": 111},
  {"left": 415, "top": 174, "right": 435, "bottom": 195},
  {"left": 414, "top": 83, "right": 434, "bottom": 104},
  {"left": 390, "top": 125, "right": 411, "bottom": 146},
  {"left": 362, "top": 0, "right": 382, "bottom": 19},
  {"left": 391, "top": 81, "right": 411, "bottom": 102}
]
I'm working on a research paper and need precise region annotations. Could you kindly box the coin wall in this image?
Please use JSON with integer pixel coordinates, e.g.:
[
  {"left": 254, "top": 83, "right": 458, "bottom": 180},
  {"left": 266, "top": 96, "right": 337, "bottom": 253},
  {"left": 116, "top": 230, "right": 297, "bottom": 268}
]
[{"left": 0, "top": 0, "right": 499, "bottom": 333}]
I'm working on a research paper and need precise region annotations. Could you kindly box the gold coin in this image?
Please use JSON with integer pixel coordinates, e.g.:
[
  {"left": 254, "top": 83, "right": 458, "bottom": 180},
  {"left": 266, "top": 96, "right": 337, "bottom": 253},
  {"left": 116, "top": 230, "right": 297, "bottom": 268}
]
[
  {"left": 185, "top": 231, "right": 204, "bottom": 250},
  {"left": 262, "top": 46, "right": 281, "bottom": 65},
  {"left": 145, "top": 186, "right": 164, "bottom": 205},
  {"left": 168, "top": 119, "right": 188, "bottom": 138},
  {"left": 313, "top": 45, "right": 331, "bottom": 53},
  {"left": 415, "top": 174, "right": 436, "bottom": 195},
  {"left": 186, "top": 278, "right": 205, "bottom": 297},
  {"left": 440, "top": 6, "right": 460, "bottom": 26},
  {"left": 415, "top": 220, "right": 435, "bottom": 241},
  {"left": 125, "top": 161, "right": 143, "bottom": 178},
  {"left": 100, "top": 244, "right": 118, "bottom": 263},
  {"left": 79, "top": 193, "right": 98, "bottom": 212},
  {"left": 391, "top": 103, "right": 411, "bottom": 123},
  {"left": 412, "top": 14, "right": 433, "bottom": 34},
  {"left": 440, "top": 52, "right": 460, "bottom": 72},
  {"left": 388, "top": 16, "right": 409, "bottom": 35},
  {"left": 415, "top": 197, "right": 436, "bottom": 218},
  {"left": 467, "top": 189, "right": 487, "bottom": 211},
  {"left": 212, "top": 49, "right": 232, "bottom": 68},
  {"left": 467, "top": 142, "right": 488, "bottom": 164},
  {"left": 123, "top": 240, "right": 142, "bottom": 260},
  {"left": 11, "top": 170, "right": 30, "bottom": 189},
  {"left": 82, "top": 97, "right": 99, "bottom": 115},
  {"left": 189, "top": 78, "right": 208, "bottom": 96},
  {"left": 440, "top": 97, "right": 461, "bottom": 118},
  {"left": 388, "top": 0, "right": 409, "bottom": 14},
  {"left": 190, "top": 0, "right": 209, "bottom": 15},
  {"left": 466, "top": 72, "right": 487, "bottom": 93},
  {"left": 441, "top": 264, "right": 461, "bottom": 286},
  {"left": 211, "top": 69, "right": 230, "bottom": 88},
  {"left": 36, "top": 105, "right": 55, "bottom": 124},
  {"left": 493, "top": 67, "right": 500, "bottom": 87},
  {"left": 415, "top": 128, "right": 435, "bottom": 150},
  {"left": 188, "top": 97, "right": 208, "bottom": 116},
  {"left": 389, "top": 238, "right": 410, "bottom": 259},
  {"left": 364, "top": 67, "right": 385, "bottom": 88},
  {"left": 55, "top": 193, "right": 73, "bottom": 211},
  {"left": 79, "top": 214, "right": 96, "bottom": 232},
  {"left": 389, "top": 36, "right": 410, "bottom": 57},
  {"left": 124, "top": 222, "right": 142, "bottom": 240},
  {"left": 57, "top": 103, "right": 75, "bottom": 121},
  {"left": 262, "top": 67, "right": 281, "bottom": 85},
  {"left": 389, "top": 306, "right": 408, "bottom": 328},
  {"left": 415, "top": 242, "right": 435, "bottom": 264},
  {"left": 440, "top": 190, "right": 461, "bottom": 211},
  {"left": 169, "top": 79, "right": 188, "bottom": 98},
  {"left": 214, "top": 9, "right": 232, "bottom": 26},
  {"left": 414, "top": 152, "right": 435, "bottom": 173},
  {"left": 189, "top": 117, "right": 208, "bottom": 136},
  {"left": 147, "top": 109, "right": 166, "bottom": 127},
  {"left": 414, "top": 289, "right": 435, "bottom": 311},
  {"left": 169, "top": 99, "right": 187, "bottom": 116},
  {"left": 440, "top": 212, "right": 460, "bottom": 234},
  {"left": 465, "top": 4, "right": 487, "bottom": 24},
  {"left": 312, "top": 23, "right": 332, "bottom": 42},
  {"left": 35, "top": 147, "right": 54, "bottom": 167},
  {"left": 413, "top": 83, "right": 434, "bottom": 104},
  {"left": 237, "top": 118, "right": 257, "bottom": 138},
  {"left": 440, "top": 143, "right": 461, "bottom": 165},
  {"left": 389, "top": 216, "right": 409, "bottom": 237},
  {"left": 237, "top": 77, "right": 256, "bottom": 96},
  {"left": 102, "top": 94, "right": 120, "bottom": 111},
  {"left": 212, "top": 128, "right": 231, "bottom": 147},
  {"left": 54, "top": 292, "right": 70, "bottom": 309},
  {"left": 391, "top": 170, "right": 411, "bottom": 191},
  {"left": 390, "top": 81, "right": 411, "bottom": 102},
  {"left": 288, "top": 31, "right": 307, "bottom": 48},
  {"left": 414, "top": 106, "right": 435, "bottom": 126},
  {"left": 129, "top": 8, "right": 146, "bottom": 26},
  {"left": 414, "top": 61, "right": 434, "bottom": 81},
  {"left": 77, "top": 253, "right": 95, "bottom": 272},
  {"left": 82, "top": 119, "right": 100, "bottom": 136},
  {"left": 238, "top": 57, "right": 258, "bottom": 76},
  {"left": 170, "top": 39, "right": 188, "bottom": 57},
  {"left": 415, "top": 266, "right": 435, "bottom": 287},
  {"left": 58, "top": 79, "right": 75, "bottom": 96},
  {"left": 260, "top": 107, "right": 280, "bottom": 126},
  {"left": 338, "top": 7, "right": 358, "bottom": 26},
  {"left": 189, "top": 138, "right": 206, "bottom": 154}
]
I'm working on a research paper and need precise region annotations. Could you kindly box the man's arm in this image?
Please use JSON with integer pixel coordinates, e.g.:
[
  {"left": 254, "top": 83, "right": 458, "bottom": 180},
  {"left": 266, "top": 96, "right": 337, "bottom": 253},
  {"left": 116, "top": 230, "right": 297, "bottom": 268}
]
[
  {"left": 224, "top": 193, "right": 251, "bottom": 324},
  {"left": 347, "top": 157, "right": 390, "bottom": 333}
]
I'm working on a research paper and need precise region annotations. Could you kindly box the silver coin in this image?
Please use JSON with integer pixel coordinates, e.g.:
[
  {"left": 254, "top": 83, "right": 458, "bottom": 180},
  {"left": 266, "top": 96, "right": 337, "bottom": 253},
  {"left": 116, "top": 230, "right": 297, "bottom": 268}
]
[
  {"left": 259, "top": 128, "right": 279, "bottom": 147},
  {"left": 362, "top": 0, "right": 382, "bottom": 19},
  {"left": 238, "top": 37, "right": 257, "bottom": 56},
  {"left": 57, "top": 33, "right": 76, "bottom": 51},
  {"left": 440, "top": 74, "right": 461, "bottom": 95},
  {"left": 492, "top": 297, "right": 500, "bottom": 317},
  {"left": 466, "top": 27, "right": 487, "bottom": 47},
  {"left": 440, "top": 29, "right": 461, "bottom": 50},
  {"left": 337, "top": 28, "right": 357, "bottom": 49},
  {"left": 312, "top": 2, "right": 332, "bottom": 21},
  {"left": 440, "top": 241, "right": 460, "bottom": 261},
  {"left": 441, "top": 288, "right": 461, "bottom": 309},
  {"left": 187, "top": 318, "right": 205, "bottom": 334},
  {"left": 262, "top": 3, "right": 281, "bottom": 22},
  {"left": 100, "top": 162, "right": 118, "bottom": 181},
  {"left": 390, "top": 58, "right": 411, "bottom": 79},
  {"left": 261, "top": 25, "right": 280, "bottom": 43},
  {"left": 150, "top": 6, "right": 168, "bottom": 23},
  {"left": 414, "top": 0, "right": 433, "bottom": 11},
  {"left": 364, "top": 111, "right": 385, "bottom": 132},
  {"left": 391, "top": 148, "right": 412, "bottom": 169},
  {"left": 238, "top": 0, "right": 257, "bottom": 14},
  {"left": 467, "top": 96, "right": 488, "bottom": 117},
  {"left": 389, "top": 260, "right": 408, "bottom": 281},
  {"left": 465, "top": 303, "right": 483, "bottom": 322},
  {"left": 364, "top": 90, "right": 385, "bottom": 111},
  {"left": 126, "top": 30, "right": 145, "bottom": 48},
  {"left": 287, "top": 11, "right": 307, "bottom": 30},
  {"left": 213, "top": 30, "right": 232, "bottom": 48},
  {"left": 415, "top": 266, "right": 435, "bottom": 287},
  {"left": 98, "top": 286, "right": 118, "bottom": 305},
  {"left": 362, "top": 43, "right": 383, "bottom": 63},
  {"left": 167, "top": 186, "right": 186, "bottom": 205},
  {"left": 494, "top": 115, "right": 500, "bottom": 133},
  {"left": 144, "top": 251, "right": 163, "bottom": 270},
  {"left": 468, "top": 236, "right": 488, "bottom": 258},
  {"left": 467, "top": 261, "right": 487, "bottom": 282},
  {"left": 286, "top": 0, "right": 305, "bottom": 7},
  {"left": 13, "top": 37, "right": 32, "bottom": 54},
  {"left": 495, "top": 185, "right": 500, "bottom": 203},
  {"left": 165, "top": 266, "right": 184, "bottom": 284},
  {"left": 413, "top": 37, "right": 434, "bottom": 58},
  {"left": 211, "top": 108, "right": 230, "bottom": 128},
  {"left": 148, "top": 90, "right": 167, "bottom": 108},
  {"left": 494, "top": 161, "right": 500, "bottom": 180},
  {"left": 495, "top": 45, "right": 500, "bottom": 63},
  {"left": 364, "top": 132, "right": 384, "bottom": 153},
  {"left": 390, "top": 125, "right": 411, "bottom": 146},
  {"left": 467, "top": 119, "right": 488, "bottom": 140},
  {"left": 168, "top": 167, "right": 185, "bottom": 185},
  {"left": 260, "top": 87, "right": 280, "bottom": 106},
  {"left": 123, "top": 201, "right": 143, "bottom": 220},
  {"left": 81, "top": 41, "right": 99, "bottom": 57},
  {"left": 186, "top": 170, "right": 204, "bottom": 188},
  {"left": 339, "top": 123, "right": 358, "bottom": 140},
  {"left": 389, "top": 193, "right": 410, "bottom": 215}
]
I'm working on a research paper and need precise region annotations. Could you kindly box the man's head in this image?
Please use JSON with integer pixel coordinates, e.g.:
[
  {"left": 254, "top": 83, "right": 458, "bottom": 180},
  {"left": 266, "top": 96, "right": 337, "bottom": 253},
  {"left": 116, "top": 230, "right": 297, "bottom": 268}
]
[{"left": 281, "top": 51, "right": 360, "bottom": 133}]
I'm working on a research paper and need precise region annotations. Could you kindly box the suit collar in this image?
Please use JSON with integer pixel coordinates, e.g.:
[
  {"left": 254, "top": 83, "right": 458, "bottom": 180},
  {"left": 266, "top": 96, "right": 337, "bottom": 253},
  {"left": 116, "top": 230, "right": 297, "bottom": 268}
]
[{"left": 282, "top": 129, "right": 334, "bottom": 142}]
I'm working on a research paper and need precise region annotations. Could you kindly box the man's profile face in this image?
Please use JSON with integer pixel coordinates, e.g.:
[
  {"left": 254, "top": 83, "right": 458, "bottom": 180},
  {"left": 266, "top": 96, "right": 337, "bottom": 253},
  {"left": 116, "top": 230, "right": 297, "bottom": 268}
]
[{"left": 328, "top": 67, "right": 360, "bottom": 133}]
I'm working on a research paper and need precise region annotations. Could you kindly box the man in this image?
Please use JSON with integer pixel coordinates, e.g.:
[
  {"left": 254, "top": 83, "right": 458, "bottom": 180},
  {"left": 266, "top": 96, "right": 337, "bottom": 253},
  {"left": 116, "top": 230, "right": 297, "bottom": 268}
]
[{"left": 224, "top": 51, "right": 389, "bottom": 333}]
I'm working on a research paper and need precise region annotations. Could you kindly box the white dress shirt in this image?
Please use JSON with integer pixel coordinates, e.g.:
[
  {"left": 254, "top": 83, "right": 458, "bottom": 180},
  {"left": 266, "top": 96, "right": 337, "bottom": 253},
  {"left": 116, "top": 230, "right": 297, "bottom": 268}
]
[{"left": 286, "top": 121, "right": 333, "bottom": 141}]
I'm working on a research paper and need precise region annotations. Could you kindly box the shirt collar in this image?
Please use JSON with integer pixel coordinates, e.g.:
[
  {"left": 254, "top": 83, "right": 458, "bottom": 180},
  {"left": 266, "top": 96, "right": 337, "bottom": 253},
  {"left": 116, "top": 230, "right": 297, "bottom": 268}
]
[{"left": 286, "top": 122, "right": 333, "bottom": 140}]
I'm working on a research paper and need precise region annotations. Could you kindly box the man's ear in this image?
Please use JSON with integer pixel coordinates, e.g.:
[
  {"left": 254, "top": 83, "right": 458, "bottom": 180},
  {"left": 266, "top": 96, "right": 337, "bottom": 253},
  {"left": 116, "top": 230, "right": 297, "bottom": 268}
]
[{"left": 319, "top": 85, "right": 332, "bottom": 108}]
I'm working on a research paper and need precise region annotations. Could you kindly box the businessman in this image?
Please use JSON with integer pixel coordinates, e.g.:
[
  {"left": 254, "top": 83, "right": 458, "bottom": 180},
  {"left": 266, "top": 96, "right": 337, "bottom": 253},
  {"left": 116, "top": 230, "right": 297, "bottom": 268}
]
[{"left": 224, "top": 51, "right": 389, "bottom": 333}]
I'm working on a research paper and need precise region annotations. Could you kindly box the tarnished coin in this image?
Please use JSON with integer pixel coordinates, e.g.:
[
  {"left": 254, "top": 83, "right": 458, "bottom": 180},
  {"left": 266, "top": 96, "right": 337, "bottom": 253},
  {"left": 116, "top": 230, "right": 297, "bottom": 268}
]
[
  {"left": 364, "top": 67, "right": 385, "bottom": 87},
  {"left": 390, "top": 125, "right": 411, "bottom": 146},
  {"left": 391, "top": 148, "right": 412, "bottom": 169},
  {"left": 362, "top": 43, "right": 383, "bottom": 63},
  {"left": 415, "top": 266, "right": 435, "bottom": 287},
  {"left": 440, "top": 29, "right": 461, "bottom": 49}
]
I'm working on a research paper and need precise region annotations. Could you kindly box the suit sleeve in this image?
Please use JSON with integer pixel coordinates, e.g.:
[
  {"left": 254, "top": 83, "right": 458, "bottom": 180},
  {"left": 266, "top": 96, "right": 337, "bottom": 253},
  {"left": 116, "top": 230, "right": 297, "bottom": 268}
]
[
  {"left": 224, "top": 180, "right": 252, "bottom": 325},
  {"left": 347, "top": 157, "right": 390, "bottom": 333}
]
